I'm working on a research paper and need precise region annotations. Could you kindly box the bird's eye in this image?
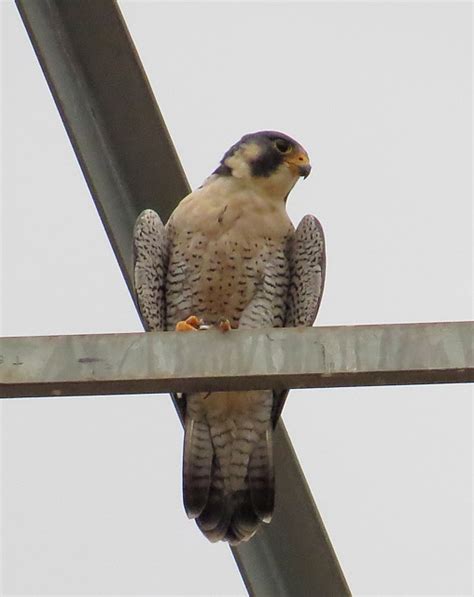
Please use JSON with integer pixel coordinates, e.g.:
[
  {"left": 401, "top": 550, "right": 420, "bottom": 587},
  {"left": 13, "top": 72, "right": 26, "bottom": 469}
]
[{"left": 274, "top": 139, "right": 292, "bottom": 154}]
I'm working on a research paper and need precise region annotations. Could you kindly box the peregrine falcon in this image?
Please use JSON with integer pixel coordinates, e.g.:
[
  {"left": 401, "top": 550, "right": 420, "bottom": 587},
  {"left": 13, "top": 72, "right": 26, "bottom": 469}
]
[{"left": 133, "top": 131, "right": 325, "bottom": 544}]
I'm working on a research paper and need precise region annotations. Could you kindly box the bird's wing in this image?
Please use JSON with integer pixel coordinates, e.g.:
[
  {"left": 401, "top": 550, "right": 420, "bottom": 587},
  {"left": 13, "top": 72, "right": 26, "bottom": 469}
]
[
  {"left": 272, "top": 215, "right": 326, "bottom": 425},
  {"left": 286, "top": 214, "right": 326, "bottom": 327},
  {"left": 133, "top": 209, "right": 168, "bottom": 331}
]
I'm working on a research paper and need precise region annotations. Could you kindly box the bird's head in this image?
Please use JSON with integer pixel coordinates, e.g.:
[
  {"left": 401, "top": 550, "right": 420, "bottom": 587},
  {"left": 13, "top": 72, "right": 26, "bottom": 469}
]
[{"left": 213, "top": 131, "right": 311, "bottom": 200}]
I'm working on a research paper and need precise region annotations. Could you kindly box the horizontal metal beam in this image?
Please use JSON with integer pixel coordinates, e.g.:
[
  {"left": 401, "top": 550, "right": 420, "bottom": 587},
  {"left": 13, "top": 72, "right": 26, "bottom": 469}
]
[{"left": 1, "top": 322, "right": 472, "bottom": 399}]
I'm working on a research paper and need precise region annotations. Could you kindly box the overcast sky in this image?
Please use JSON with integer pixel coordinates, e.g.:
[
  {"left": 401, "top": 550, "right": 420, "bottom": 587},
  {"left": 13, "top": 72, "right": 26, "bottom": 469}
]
[{"left": 1, "top": 1, "right": 472, "bottom": 595}]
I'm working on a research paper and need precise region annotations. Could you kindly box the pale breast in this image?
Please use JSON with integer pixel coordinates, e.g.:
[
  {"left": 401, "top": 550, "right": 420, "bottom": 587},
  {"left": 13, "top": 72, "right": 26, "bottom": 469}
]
[{"left": 165, "top": 180, "right": 294, "bottom": 329}]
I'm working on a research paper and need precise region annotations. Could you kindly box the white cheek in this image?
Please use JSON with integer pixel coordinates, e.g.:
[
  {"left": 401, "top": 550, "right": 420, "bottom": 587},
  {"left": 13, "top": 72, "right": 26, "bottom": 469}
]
[
  {"left": 224, "top": 143, "right": 261, "bottom": 179},
  {"left": 225, "top": 153, "right": 252, "bottom": 178},
  {"left": 241, "top": 143, "right": 261, "bottom": 161}
]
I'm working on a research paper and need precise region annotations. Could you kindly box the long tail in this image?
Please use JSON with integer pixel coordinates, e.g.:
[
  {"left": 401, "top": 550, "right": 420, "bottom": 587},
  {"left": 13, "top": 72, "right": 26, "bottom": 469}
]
[{"left": 183, "top": 391, "right": 274, "bottom": 544}]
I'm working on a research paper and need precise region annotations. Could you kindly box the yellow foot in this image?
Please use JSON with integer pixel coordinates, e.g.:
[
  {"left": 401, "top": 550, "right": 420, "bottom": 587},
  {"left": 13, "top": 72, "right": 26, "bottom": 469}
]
[
  {"left": 217, "top": 318, "right": 232, "bottom": 332},
  {"left": 175, "top": 315, "right": 203, "bottom": 332}
]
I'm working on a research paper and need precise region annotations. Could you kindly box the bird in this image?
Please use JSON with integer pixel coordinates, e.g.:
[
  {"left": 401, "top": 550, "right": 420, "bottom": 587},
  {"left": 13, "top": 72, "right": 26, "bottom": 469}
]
[{"left": 133, "top": 130, "right": 325, "bottom": 544}]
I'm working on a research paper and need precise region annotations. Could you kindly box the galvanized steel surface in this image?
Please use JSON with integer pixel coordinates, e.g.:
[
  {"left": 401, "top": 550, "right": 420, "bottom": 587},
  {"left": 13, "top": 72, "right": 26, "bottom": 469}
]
[{"left": 1, "top": 322, "right": 472, "bottom": 399}]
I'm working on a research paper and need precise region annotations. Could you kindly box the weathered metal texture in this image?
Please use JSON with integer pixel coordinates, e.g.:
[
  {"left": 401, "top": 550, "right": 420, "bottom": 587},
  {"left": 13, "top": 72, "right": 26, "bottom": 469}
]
[
  {"left": 1, "top": 322, "right": 472, "bottom": 399},
  {"left": 14, "top": 1, "right": 351, "bottom": 594}
]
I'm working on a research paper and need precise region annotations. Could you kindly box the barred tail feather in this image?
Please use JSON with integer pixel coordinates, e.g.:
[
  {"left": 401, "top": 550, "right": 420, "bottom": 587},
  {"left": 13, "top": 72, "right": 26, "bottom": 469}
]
[
  {"left": 183, "top": 391, "right": 275, "bottom": 544},
  {"left": 183, "top": 418, "right": 213, "bottom": 518},
  {"left": 196, "top": 470, "right": 233, "bottom": 543},
  {"left": 225, "top": 491, "right": 262, "bottom": 544},
  {"left": 184, "top": 425, "right": 275, "bottom": 544},
  {"left": 196, "top": 473, "right": 266, "bottom": 545},
  {"left": 248, "top": 428, "right": 274, "bottom": 523}
]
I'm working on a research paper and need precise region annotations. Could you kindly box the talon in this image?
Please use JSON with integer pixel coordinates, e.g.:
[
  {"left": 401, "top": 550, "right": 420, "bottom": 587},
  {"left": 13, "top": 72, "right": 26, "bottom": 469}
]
[
  {"left": 186, "top": 315, "right": 203, "bottom": 328},
  {"left": 217, "top": 318, "right": 232, "bottom": 332},
  {"left": 176, "top": 321, "right": 198, "bottom": 331},
  {"left": 175, "top": 315, "right": 203, "bottom": 331}
]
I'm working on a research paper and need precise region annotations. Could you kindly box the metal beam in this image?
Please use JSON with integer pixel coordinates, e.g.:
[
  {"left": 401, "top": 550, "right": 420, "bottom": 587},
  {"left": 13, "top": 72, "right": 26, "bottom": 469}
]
[
  {"left": 1, "top": 322, "right": 472, "bottom": 399},
  {"left": 15, "top": 1, "right": 351, "bottom": 594},
  {"left": 15, "top": 0, "right": 189, "bottom": 302}
]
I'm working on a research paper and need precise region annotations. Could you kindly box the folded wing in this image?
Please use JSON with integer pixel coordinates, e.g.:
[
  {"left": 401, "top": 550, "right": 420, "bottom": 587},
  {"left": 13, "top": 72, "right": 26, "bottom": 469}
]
[
  {"left": 286, "top": 214, "right": 326, "bottom": 328},
  {"left": 133, "top": 209, "right": 168, "bottom": 331},
  {"left": 272, "top": 215, "right": 326, "bottom": 425}
]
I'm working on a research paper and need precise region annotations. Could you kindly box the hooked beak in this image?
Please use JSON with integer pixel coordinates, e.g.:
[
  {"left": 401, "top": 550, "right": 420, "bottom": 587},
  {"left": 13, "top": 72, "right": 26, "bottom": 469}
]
[
  {"left": 285, "top": 149, "right": 312, "bottom": 179},
  {"left": 298, "top": 163, "right": 312, "bottom": 179}
]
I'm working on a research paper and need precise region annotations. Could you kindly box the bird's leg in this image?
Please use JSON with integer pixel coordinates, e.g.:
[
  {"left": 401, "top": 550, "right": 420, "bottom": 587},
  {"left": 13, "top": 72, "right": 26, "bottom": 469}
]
[
  {"left": 217, "top": 318, "right": 232, "bottom": 332},
  {"left": 175, "top": 315, "right": 203, "bottom": 332}
]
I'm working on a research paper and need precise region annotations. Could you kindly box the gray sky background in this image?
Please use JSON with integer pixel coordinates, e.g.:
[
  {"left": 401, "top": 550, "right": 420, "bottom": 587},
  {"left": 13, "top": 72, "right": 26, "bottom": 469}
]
[{"left": 1, "top": 1, "right": 472, "bottom": 595}]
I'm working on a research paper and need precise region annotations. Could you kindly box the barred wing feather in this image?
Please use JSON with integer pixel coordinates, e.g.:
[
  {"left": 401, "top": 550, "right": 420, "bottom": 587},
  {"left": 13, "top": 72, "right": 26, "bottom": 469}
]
[{"left": 133, "top": 209, "right": 168, "bottom": 332}]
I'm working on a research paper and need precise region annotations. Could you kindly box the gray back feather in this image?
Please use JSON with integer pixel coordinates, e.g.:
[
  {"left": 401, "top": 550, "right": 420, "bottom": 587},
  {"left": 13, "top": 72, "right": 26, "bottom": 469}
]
[
  {"left": 272, "top": 215, "right": 326, "bottom": 425},
  {"left": 133, "top": 209, "right": 168, "bottom": 331},
  {"left": 286, "top": 214, "right": 326, "bottom": 327}
]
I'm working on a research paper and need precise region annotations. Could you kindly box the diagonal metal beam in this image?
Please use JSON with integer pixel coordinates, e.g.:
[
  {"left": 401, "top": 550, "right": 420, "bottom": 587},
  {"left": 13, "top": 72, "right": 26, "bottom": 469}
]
[
  {"left": 1, "top": 322, "right": 472, "bottom": 399},
  {"left": 15, "top": 1, "right": 350, "bottom": 594},
  {"left": 16, "top": 0, "right": 189, "bottom": 302}
]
